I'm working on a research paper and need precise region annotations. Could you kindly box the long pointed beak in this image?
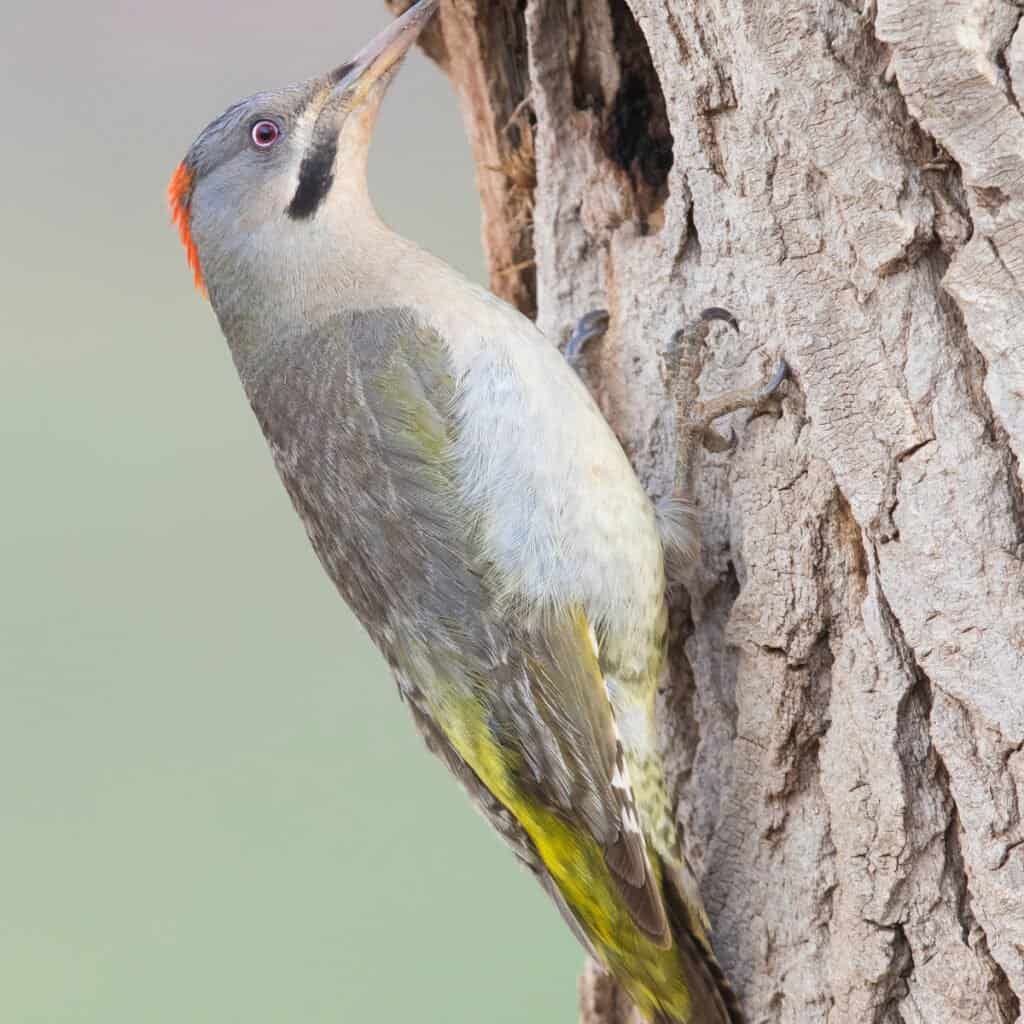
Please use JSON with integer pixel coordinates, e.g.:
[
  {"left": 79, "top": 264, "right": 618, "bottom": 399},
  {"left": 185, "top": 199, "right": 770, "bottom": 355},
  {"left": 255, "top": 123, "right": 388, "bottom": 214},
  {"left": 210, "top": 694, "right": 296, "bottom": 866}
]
[{"left": 329, "top": 0, "right": 439, "bottom": 108}]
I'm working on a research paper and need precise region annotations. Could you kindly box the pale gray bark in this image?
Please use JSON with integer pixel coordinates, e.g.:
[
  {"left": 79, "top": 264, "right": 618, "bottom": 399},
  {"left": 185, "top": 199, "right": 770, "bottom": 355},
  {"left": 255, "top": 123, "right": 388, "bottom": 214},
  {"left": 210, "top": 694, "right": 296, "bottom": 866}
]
[{"left": 390, "top": 1, "right": 1024, "bottom": 1021}]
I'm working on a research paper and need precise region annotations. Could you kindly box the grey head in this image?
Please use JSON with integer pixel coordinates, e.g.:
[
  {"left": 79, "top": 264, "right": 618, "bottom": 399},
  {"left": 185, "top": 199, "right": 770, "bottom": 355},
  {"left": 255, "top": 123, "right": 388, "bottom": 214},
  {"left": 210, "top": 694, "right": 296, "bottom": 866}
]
[{"left": 168, "top": 0, "right": 439, "bottom": 307}]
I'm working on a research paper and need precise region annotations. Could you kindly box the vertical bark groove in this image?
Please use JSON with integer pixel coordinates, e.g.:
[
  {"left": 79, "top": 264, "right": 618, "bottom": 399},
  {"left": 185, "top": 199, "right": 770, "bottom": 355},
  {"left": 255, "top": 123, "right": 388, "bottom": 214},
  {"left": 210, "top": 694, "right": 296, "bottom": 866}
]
[{"left": 405, "top": 1, "right": 1024, "bottom": 1020}]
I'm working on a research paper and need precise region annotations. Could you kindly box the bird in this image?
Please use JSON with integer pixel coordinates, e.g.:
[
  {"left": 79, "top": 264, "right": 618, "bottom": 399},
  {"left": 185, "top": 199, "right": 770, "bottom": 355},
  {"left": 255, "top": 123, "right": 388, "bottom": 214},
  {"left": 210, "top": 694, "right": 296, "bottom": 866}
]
[{"left": 168, "top": 2, "right": 784, "bottom": 1020}]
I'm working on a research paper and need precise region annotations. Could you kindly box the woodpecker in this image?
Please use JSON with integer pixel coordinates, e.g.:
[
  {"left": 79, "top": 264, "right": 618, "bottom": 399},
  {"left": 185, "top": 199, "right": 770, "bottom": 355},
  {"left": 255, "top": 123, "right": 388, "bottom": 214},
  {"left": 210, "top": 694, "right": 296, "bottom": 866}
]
[{"left": 169, "top": 3, "right": 785, "bottom": 1020}]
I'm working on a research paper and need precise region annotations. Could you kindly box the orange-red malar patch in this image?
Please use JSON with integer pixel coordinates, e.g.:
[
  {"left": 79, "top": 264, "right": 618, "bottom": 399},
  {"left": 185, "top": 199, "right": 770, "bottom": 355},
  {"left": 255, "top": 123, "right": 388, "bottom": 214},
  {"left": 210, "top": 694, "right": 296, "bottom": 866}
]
[{"left": 168, "top": 162, "right": 206, "bottom": 295}]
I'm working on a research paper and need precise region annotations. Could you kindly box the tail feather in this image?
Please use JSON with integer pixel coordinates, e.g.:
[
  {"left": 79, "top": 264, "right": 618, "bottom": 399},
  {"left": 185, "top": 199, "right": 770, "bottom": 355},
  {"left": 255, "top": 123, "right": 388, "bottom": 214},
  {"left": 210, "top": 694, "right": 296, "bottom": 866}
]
[
  {"left": 579, "top": 853, "right": 746, "bottom": 1024},
  {"left": 660, "top": 872, "right": 746, "bottom": 1024}
]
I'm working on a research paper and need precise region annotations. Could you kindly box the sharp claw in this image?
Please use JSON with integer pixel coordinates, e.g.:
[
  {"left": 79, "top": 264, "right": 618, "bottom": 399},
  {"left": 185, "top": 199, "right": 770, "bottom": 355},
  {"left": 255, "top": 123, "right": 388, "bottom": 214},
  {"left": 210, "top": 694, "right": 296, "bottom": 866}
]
[
  {"left": 757, "top": 359, "right": 789, "bottom": 402},
  {"left": 701, "top": 425, "right": 737, "bottom": 453},
  {"left": 700, "top": 307, "right": 740, "bottom": 332},
  {"left": 565, "top": 309, "right": 611, "bottom": 363},
  {"left": 668, "top": 326, "right": 692, "bottom": 351}
]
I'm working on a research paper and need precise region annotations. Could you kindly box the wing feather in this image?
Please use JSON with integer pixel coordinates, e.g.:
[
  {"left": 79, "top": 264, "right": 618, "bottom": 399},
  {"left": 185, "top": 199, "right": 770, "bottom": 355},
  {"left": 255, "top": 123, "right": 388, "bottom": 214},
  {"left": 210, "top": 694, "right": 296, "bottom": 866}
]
[{"left": 361, "top": 318, "right": 670, "bottom": 947}]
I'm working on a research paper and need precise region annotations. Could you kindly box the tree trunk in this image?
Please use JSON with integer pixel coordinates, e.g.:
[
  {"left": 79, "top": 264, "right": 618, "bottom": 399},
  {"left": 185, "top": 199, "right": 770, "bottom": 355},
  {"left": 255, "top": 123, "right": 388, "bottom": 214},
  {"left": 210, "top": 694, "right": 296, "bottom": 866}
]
[{"left": 389, "top": 1, "right": 1024, "bottom": 1020}]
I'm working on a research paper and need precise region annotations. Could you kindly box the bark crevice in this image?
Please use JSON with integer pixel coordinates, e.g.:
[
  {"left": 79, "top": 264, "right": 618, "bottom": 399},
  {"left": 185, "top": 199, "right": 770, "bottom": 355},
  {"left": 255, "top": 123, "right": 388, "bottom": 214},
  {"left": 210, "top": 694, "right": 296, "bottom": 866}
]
[{"left": 878, "top": 564, "right": 1022, "bottom": 1024}]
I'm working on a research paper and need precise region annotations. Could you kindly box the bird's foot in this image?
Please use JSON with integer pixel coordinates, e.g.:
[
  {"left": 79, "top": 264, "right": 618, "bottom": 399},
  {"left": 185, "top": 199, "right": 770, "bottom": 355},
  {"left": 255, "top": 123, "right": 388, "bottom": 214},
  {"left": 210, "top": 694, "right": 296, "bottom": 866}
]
[
  {"left": 665, "top": 307, "right": 788, "bottom": 454},
  {"left": 563, "top": 309, "right": 611, "bottom": 370},
  {"left": 664, "top": 306, "right": 788, "bottom": 509}
]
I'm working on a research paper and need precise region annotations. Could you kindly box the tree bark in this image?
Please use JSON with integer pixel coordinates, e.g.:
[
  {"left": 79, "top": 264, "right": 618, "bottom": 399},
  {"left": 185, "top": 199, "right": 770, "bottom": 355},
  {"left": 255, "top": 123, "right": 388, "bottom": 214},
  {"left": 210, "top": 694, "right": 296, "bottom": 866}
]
[{"left": 389, "top": 1, "right": 1024, "bottom": 1021}]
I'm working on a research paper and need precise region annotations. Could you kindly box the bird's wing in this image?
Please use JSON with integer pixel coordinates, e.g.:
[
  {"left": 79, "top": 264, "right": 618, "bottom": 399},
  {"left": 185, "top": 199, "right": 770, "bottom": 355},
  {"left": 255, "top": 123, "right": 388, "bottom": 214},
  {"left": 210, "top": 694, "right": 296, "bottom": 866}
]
[
  {"left": 353, "top": 314, "right": 670, "bottom": 950},
  {"left": 395, "top": 607, "right": 673, "bottom": 948},
  {"left": 476, "top": 604, "right": 671, "bottom": 947}
]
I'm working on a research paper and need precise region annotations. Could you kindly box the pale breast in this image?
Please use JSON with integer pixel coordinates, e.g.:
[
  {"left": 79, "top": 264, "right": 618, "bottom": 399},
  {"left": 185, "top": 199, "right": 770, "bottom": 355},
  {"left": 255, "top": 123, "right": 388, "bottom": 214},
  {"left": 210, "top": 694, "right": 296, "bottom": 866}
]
[{"left": 417, "top": 276, "right": 666, "bottom": 665}]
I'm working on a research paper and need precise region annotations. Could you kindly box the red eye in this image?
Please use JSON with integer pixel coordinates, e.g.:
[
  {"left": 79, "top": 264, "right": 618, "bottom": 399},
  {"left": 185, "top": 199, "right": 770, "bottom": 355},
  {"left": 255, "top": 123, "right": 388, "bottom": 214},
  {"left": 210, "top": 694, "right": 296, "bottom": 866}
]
[{"left": 251, "top": 120, "right": 281, "bottom": 148}]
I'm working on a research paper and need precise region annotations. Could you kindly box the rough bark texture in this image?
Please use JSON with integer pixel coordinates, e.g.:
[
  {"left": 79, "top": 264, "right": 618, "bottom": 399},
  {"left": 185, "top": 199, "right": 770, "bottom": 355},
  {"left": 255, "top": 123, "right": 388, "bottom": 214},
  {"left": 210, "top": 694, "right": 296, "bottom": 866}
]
[{"left": 389, "top": 1, "right": 1024, "bottom": 1021}]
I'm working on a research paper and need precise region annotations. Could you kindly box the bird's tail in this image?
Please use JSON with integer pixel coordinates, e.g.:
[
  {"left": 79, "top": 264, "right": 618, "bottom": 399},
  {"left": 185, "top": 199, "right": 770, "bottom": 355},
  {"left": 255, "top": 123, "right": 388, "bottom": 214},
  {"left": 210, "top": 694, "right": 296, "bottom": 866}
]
[
  {"left": 655, "top": 872, "right": 746, "bottom": 1024},
  {"left": 586, "top": 848, "right": 745, "bottom": 1024}
]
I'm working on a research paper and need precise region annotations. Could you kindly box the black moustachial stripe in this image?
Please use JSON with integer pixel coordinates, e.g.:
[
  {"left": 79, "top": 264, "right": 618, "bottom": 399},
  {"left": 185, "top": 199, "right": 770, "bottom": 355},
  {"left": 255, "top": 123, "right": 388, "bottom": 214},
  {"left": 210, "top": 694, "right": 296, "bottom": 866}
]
[
  {"left": 287, "top": 122, "right": 338, "bottom": 221},
  {"left": 287, "top": 64, "right": 359, "bottom": 220}
]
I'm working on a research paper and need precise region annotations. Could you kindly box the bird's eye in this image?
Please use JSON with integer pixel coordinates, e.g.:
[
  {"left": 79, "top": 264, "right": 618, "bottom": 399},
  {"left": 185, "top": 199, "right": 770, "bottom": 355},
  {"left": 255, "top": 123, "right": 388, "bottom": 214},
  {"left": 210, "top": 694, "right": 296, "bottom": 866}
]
[{"left": 251, "top": 120, "right": 281, "bottom": 148}]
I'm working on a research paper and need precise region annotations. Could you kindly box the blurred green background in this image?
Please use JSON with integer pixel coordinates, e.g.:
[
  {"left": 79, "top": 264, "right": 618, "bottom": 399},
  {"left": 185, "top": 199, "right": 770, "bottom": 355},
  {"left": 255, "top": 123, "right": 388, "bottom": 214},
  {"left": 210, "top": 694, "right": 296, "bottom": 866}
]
[{"left": 1, "top": 3, "right": 578, "bottom": 1021}]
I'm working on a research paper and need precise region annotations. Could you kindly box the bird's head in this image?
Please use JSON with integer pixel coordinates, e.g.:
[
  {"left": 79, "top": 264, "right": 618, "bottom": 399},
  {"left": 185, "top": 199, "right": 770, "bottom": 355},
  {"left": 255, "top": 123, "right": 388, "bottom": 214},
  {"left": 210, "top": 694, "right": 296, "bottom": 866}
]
[{"left": 168, "top": 0, "right": 438, "bottom": 298}]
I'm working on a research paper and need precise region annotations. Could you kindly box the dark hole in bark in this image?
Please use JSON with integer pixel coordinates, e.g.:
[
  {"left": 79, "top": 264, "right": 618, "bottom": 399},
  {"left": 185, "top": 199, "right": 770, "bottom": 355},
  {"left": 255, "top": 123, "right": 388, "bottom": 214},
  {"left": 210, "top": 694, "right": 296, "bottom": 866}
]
[{"left": 605, "top": 0, "right": 674, "bottom": 232}]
